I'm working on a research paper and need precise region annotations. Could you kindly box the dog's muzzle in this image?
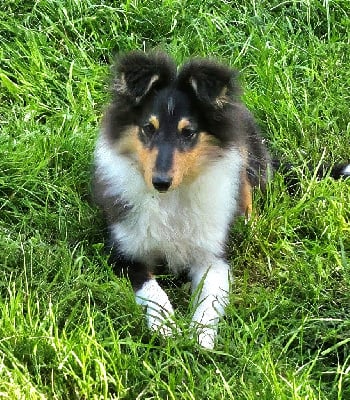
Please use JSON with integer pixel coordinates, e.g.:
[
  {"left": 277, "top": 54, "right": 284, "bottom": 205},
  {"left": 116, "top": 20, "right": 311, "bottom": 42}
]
[{"left": 152, "top": 173, "right": 173, "bottom": 192}]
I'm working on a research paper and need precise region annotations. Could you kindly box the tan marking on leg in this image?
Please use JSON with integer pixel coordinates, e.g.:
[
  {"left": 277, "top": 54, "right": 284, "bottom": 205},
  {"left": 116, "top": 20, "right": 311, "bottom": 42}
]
[
  {"left": 240, "top": 170, "right": 253, "bottom": 220},
  {"left": 238, "top": 145, "right": 253, "bottom": 220}
]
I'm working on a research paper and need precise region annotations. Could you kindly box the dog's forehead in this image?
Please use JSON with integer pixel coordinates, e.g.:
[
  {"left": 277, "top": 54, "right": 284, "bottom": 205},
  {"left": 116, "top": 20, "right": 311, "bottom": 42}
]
[
  {"left": 167, "top": 96, "right": 175, "bottom": 116},
  {"left": 152, "top": 88, "right": 192, "bottom": 119}
]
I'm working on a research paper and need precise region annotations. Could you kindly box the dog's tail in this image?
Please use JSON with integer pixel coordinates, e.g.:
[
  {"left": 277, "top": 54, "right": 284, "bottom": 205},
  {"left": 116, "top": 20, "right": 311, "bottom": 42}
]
[
  {"left": 271, "top": 159, "right": 350, "bottom": 194},
  {"left": 322, "top": 163, "right": 350, "bottom": 179}
]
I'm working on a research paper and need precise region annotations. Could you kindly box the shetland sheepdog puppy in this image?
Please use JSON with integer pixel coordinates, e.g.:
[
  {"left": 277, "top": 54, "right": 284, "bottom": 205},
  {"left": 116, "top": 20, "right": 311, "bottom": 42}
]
[{"left": 93, "top": 51, "right": 350, "bottom": 349}]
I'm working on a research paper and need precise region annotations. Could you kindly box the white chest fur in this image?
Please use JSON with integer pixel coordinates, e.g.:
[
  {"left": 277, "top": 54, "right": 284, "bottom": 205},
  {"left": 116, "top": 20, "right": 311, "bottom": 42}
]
[{"left": 94, "top": 135, "right": 243, "bottom": 271}]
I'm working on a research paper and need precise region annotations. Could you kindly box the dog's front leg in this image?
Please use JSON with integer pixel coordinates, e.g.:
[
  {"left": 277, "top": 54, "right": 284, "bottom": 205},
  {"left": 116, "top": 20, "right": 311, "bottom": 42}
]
[
  {"left": 109, "top": 245, "right": 176, "bottom": 337},
  {"left": 135, "top": 278, "right": 176, "bottom": 337},
  {"left": 190, "top": 259, "right": 231, "bottom": 349}
]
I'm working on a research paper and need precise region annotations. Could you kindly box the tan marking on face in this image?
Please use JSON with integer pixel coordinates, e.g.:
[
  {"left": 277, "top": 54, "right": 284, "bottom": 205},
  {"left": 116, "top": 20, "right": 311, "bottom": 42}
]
[
  {"left": 114, "top": 126, "right": 139, "bottom": 155},
  {"left": 177, "top": 118, "right": 190, "bottom": 132},
  {"left": 136, "top": 142, "right": 158, "bottom": 189},
  {"left": 149, "top": 115, "right": 159, "bottom": 130},
  {"left": 114, "top": 128, "right": 157, "bottom": 188},
  {"left": 171, "top": 133, "right": 223, "bottom": 188}
]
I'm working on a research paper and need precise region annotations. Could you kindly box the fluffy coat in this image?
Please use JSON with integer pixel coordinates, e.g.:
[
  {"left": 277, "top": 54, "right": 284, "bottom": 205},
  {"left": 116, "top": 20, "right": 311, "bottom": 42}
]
[{"left": 93, "top": 51, "right": 349, "bottom": 349}]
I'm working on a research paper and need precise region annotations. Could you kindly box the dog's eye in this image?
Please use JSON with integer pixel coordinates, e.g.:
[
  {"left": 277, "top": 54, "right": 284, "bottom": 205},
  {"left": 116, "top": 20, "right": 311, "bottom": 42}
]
[
  {"left": 142, "top": 123, "right": 156, "bottom": 136},
  {"left": 182, "top": 127, "right": 197, "bottom": 139}
]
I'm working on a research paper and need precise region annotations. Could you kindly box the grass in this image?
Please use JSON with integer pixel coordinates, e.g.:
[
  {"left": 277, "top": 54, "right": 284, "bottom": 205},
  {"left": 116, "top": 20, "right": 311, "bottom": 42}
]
[{"left": 0, "top": 0, "right": 349, "bottom": 398}]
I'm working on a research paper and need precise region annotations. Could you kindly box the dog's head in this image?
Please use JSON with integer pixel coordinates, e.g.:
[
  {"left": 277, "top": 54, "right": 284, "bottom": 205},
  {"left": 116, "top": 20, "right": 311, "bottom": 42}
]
[{"left": 105, "top": 52, "right": 242, "bottom": 192}]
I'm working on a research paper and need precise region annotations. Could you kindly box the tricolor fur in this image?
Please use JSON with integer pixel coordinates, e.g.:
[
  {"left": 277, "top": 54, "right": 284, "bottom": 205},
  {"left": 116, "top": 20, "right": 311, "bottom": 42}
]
[{"left": 93, "top": 52, "right": 350, "bottom": 349}]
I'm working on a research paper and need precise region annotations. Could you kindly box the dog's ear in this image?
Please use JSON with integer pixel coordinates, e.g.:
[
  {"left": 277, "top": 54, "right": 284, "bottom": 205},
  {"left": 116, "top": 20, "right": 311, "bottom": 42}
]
[
  {"left": 177, "top": 59, "right": 240, "bottom": 107},
  {"left": 113, "top": 52, "right": 176, "bottom": 104}
]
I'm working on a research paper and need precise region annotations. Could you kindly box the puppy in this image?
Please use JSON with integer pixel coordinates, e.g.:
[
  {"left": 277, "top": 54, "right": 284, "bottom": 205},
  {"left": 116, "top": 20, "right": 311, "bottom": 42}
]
[{"left": 92, "top": 51, "right": 349, "bottom": 349}]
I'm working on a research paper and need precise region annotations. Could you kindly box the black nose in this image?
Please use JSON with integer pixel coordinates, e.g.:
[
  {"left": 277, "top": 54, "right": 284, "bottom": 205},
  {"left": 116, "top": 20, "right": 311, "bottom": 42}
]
[{"left": 152, "top": 174, "right": 173, "bottom": 192}]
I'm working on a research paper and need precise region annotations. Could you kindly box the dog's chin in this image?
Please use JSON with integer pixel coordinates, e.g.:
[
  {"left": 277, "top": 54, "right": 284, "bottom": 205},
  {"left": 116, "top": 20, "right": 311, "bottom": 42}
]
[
  {"left": 156, "top": 189, "right": 170, "bottom": 194},
  {"left": 153, "top": 186, "right": 173, "bottom": 195}
]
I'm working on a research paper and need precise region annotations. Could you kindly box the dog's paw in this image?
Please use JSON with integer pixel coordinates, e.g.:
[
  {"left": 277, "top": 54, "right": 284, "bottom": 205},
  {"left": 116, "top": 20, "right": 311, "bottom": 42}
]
[
  {"left": 190, "top": 301, "right": 221, "bottom": 350},
  {"left": 146, "top": 308, "right": 178, "bottom": 337},
  {"left": 197, "top": 327, "right": 216, "bottom": 349},
  {"left": 136, "top": 279, "right": 178, "bottom": 338},
  {"left": 190, "top": 322, "right": 217, "bottom": 349}
]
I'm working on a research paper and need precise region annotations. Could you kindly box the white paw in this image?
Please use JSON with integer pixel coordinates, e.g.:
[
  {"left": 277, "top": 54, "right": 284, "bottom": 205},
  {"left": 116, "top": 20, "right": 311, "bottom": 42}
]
[
  {"left": 190, "top": 320, "right": 218, "bottom": 349},
  {"left": 197, "top": 326, "right": 216, "bottom": 349},
  {"left": 146, "top": 306, "right": 177, "bottom": 337},
  {"left": 190, "top": 260, "right": 230, "bottom": 349},
  {"left": 135, "top": 279, "right": 178, "bottom": 337}
]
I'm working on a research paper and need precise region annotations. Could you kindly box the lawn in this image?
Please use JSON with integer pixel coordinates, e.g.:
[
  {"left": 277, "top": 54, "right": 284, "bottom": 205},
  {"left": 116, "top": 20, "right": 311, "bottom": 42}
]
[{"left": 0, "top": 0, "right": 349, "bottom": 398}]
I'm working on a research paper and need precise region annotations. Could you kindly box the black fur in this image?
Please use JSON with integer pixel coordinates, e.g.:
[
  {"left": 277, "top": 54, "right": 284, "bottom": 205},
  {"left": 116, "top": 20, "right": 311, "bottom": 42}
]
[
  {"left": 93, "top": 51, "right": 349, "bottom": 348},
  {"left": 107, "top": 238, "right": 151, "bottom": 291},
  {"left": 177, "top": 59, "right": 240, "bottom": 105},
  {"left": 272, "top": 160, "right": 350, "bottom": 195},
  {"left": 114, "top": 51, "right": 176, "bottom": 103},
  {"left": 105, "top": 52, "right": 269, "bottom": 159},
  {"left": 104, "top": 52, "right": 177, "bottom": 142}
]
